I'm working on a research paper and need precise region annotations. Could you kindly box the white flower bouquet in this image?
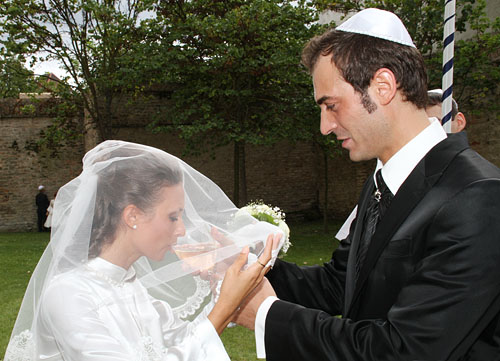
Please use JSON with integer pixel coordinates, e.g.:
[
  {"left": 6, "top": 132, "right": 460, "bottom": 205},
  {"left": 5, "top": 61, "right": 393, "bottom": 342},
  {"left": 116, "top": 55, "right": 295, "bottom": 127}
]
[{"left": 238, "top": 200, "right": 291, "bottom": 254}]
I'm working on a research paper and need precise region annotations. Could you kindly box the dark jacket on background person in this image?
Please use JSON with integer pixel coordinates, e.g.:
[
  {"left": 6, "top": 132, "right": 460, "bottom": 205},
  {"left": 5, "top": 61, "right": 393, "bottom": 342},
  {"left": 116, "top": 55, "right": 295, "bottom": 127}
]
[{"left": 36, "top": 191, "right": 50, "bottom": 231}]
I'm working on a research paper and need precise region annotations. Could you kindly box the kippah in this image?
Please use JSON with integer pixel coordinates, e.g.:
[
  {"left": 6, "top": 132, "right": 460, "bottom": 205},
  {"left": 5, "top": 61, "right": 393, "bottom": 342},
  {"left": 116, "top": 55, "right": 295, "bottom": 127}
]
[{"left": 336, "top": 8, "right": 416, "bottom": 48}]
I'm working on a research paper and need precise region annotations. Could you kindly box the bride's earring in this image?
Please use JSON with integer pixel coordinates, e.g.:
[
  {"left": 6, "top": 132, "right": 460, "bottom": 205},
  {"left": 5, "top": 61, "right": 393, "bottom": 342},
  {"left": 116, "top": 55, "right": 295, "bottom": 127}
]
[{"left": 132, "top": 225, "right": 137, "bottom": 230}]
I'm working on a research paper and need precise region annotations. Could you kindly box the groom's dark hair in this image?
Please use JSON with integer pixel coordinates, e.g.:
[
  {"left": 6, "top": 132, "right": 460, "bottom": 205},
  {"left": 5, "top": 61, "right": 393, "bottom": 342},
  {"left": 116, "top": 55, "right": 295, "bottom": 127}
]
[{"left": 301, "top": 29, "right": 428, "bottom": 110}]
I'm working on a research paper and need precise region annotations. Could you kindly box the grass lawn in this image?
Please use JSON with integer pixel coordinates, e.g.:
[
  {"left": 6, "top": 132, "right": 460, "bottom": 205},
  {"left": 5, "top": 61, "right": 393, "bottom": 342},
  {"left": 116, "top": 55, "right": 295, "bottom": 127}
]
[
  {"left": 0, "top": 220, "right": 341, "bottom": 360},
  {"left": 0, "top": 232, "right": 51, "bottom": 360}
]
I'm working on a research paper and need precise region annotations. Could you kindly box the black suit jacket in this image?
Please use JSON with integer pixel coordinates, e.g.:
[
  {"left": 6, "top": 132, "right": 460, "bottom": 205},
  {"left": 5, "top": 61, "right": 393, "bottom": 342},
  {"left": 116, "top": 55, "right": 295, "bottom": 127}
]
[
  {"left": 266, "top": 132, "right": 500, "bottom": 361},
  {"left": 36, "top": 192, "right": 49, "bottom": 212}
]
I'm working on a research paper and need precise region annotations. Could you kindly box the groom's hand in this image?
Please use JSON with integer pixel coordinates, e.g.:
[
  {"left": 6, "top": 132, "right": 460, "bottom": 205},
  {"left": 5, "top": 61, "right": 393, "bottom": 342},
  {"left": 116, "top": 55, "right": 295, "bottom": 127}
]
[{"left": 232, "top": 277, "right": 276, "bottom": 330}]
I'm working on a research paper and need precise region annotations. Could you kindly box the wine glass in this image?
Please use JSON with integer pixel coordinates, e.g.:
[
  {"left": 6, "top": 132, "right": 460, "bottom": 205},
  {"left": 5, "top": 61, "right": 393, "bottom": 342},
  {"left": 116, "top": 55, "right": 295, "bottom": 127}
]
[{"left": 172, "top": 242, "right": 218, "bottom": 273}]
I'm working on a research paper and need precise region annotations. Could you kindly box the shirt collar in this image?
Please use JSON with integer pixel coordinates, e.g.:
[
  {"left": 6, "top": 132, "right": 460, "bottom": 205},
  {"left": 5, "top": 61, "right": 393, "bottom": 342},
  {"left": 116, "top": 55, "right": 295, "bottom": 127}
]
[{"left": 375, "top": 120, "right": 447, "bottom": 195}]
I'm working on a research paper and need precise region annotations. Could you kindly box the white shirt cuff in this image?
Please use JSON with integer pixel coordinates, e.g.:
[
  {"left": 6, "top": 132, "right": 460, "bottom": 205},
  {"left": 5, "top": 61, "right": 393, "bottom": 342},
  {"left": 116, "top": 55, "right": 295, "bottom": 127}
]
[{"left": 255, "top": 296, "right": 279, "bottom": 359}]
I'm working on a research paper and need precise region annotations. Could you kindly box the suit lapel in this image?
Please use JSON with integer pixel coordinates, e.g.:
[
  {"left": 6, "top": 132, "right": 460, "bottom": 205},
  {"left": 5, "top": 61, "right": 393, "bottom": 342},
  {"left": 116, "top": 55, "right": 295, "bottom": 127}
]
[{"left": 345, "top": 132, "right": 470, "bottom": 317}]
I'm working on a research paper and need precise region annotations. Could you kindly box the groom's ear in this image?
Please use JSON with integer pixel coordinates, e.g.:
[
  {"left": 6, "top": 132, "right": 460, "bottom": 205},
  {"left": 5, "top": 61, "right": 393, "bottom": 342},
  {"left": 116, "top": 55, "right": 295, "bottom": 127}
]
[{"left": 371, "top": 68, "right": 397, "bottom": 106}]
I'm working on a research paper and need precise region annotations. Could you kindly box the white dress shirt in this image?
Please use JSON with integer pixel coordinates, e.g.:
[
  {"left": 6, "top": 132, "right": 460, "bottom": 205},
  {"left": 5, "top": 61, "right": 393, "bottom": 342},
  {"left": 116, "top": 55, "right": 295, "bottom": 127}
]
[
  {"left": 335, "top": 117, "right": 445, "bottom": 241},
  {"left": 256, "top": 120, "right": 447, "bottom": 358}
]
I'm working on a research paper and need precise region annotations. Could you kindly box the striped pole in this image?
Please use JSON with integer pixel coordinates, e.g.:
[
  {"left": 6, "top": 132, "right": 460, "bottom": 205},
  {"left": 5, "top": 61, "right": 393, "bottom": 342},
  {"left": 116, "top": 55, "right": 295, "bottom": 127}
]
[{"left": 441, "top": 0, "right": 456, "bottom": 133}]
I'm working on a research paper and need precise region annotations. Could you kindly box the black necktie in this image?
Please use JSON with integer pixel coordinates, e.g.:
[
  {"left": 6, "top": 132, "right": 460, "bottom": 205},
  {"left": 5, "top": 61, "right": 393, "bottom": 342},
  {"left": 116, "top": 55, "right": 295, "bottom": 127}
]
[{"left": 355, "top": 170, "right": 394, "bottom": 280}]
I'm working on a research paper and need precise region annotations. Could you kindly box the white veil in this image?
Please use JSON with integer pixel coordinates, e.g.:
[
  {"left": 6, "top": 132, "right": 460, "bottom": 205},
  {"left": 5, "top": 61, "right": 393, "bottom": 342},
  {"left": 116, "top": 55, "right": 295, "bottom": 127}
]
[{"left": 5, "top": 140, "right": 284, "bottom": 360}]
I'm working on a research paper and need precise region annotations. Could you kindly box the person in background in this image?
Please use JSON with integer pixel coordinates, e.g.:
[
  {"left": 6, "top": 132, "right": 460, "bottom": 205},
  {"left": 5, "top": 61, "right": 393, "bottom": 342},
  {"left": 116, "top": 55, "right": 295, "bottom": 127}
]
[
  {"left": 35, "top": 185, "right": 49, "bottom": 232},
  {"left": 425, "top": 88, "right": 467, "bottom": 132},
  {"left": 44, "top": 191, "right": 57, "bottom": 230}
]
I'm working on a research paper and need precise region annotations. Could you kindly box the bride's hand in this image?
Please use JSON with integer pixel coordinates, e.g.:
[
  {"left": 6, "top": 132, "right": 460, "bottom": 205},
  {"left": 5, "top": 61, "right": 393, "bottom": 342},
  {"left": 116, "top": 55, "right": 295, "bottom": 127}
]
[{"left": 207, "top": 233, "right": 281, "bottom": 334}]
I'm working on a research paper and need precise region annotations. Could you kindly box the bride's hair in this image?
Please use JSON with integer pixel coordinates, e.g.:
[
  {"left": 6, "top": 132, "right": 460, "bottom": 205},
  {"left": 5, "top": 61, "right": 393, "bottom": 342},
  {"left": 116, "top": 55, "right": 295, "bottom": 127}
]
[{"left": 89, "top": 147, "right": 183, "bottom": 258}]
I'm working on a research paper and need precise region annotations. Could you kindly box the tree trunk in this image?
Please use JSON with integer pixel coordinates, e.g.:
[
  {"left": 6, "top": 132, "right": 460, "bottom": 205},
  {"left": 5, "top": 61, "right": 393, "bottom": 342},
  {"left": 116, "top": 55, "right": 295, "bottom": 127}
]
[
  {"left": 83, "top": 107, "right": 99, "bottom": 152},
  {"left": 240, "top": 141, "right": 247, "bottom": 206},
  {"left": 233, "top": 140, "right": 248, "bottom": 207},
  {"left": 233, "top": 141, "right": 240, "bottom": 206},
  {"left": 100, "top": 91, "right": 114, "bottom": 140},
  {"left": 323, "top": 151, "right": 329, "bottom": 233}
]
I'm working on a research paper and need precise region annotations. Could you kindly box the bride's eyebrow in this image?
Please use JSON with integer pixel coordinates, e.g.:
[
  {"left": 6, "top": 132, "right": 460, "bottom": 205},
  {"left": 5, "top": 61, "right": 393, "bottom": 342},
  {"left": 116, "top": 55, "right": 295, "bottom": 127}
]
[{"left": 169, "top": 208, "right": 184, "bottom": 216}]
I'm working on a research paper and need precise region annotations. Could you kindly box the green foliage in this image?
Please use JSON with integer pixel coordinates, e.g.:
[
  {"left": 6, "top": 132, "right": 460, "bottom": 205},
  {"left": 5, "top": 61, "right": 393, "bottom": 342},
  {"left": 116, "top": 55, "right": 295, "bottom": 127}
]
[
  {"left": 143, "top": 0, "right": 325, "bottom": 204},
  {"left": 0, "top": 0, "right": 158, "bottom": 142},
  {"left": 149, "top": 0, "right": 320, "bottom": 153},
  {"left": 452, "top": 3, "right": 500, "bottom": 116},
  {"left": 32, "top": 85, "right": 84, "bottom": 154},
  {"left": 254, "top": 211, "right": 277, "bottom": 225},
  {"left": 0, "top": 56, "right": 38, "bottom": 97},
  {"left": 3, "top": 0, "right": 497, "bottom": 164},
  {"left": 20, "top": 103, "right": 36, "bottom": 115}
]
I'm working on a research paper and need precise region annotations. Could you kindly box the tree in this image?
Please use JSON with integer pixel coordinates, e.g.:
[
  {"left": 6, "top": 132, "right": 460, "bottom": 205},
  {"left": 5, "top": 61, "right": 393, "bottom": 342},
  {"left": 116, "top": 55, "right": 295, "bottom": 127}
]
[
  {"left": 149, "top": 0, "right": 320, "bottom": 206},
  {"left": 0, "top": 55, "right": 38, "bottom": 97},
  {"left": 0, "top": 0, "right": 158, "bottom": 145},
  {"left": 451, "top": 2, "right": 500, "bottom": 117}
]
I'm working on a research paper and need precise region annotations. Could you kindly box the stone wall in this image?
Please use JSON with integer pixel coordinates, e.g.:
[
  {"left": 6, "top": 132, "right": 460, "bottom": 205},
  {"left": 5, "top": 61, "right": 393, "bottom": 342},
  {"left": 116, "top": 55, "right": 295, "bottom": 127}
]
[
  {"left": 1, "top": 96, "right": 499, "bottom": 232},
  {"left": 465, "top": 111, "right": 500, "bottom": 166},
  {"left": 115, "top": 127, "right": 320, "bottom": 220},
  {"left": 0, "top": 98, "right": 85, "bottom": 231},
  {"left": 0, "top": 97, "right": 322, "bottom": 231}
]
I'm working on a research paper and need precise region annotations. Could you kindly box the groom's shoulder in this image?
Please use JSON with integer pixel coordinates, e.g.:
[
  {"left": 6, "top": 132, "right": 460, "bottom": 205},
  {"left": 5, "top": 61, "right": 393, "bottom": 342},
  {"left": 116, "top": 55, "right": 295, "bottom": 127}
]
[
  {"left": 452, "top": 146, "right": 500, "bottom": 183},
  {"left": 434, "top": 132, "right": 500, "bottom": 182}
]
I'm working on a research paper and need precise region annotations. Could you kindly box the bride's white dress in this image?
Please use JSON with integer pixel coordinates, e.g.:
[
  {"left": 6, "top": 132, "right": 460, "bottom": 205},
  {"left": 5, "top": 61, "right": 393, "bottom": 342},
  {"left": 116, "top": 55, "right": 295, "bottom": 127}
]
[
  {"left": 31, "top": 257, "right": 229, "bottom": 361},
  {"left": 6, "top": 141, "right": 286, "bottom": 361}
]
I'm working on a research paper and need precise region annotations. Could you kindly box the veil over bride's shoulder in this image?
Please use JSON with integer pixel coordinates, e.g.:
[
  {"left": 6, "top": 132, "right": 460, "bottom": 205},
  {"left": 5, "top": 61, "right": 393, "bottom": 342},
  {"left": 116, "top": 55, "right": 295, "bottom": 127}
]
[{"left": 5, "top": 140, "right": 284, "bottom": 361}]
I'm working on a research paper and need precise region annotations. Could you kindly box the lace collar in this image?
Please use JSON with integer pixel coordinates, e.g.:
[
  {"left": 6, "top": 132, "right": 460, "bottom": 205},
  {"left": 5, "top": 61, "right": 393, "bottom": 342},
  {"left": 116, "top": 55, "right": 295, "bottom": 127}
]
[{"left": 86, "top": 257, "right": 136, "bottom": 286}]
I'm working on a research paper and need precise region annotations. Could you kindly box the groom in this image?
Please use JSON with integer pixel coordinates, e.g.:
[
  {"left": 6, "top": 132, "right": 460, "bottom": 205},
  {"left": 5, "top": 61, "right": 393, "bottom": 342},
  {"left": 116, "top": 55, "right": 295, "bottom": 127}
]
[{"left": 234, "top": 8, "right": 500, "bottom": 361}]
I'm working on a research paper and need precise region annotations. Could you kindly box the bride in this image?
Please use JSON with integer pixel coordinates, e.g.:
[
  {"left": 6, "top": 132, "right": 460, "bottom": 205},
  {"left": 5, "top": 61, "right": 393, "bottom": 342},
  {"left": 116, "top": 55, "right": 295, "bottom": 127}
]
[{"left": 5, "top": 140, "right": 283, "bottom": 361}]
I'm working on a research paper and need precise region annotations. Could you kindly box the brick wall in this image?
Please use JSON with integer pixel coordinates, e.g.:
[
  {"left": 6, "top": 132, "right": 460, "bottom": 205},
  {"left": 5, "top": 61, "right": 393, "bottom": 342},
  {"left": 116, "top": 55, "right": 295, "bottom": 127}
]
[
  {"left": 115, "top": 127, "right": 320, "bottom": 220},
  {"left": 465, "top": 112, "right": 500, "bottom": 167},
  {"left": 0, "top": 98, "right": 85, "bottom": 231},
  {"left": 1, "top": 97, "right": 321, "bottom": 231},
  {"left": 1, "top": 97, "right": 499, "bottom": 232}
]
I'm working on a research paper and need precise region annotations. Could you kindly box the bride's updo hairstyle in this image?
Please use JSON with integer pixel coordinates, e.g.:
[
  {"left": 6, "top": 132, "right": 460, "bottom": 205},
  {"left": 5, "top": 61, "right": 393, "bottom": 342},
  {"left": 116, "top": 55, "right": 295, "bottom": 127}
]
[{"left": 88, "top": 144, "right": 183, "bottom": 258}]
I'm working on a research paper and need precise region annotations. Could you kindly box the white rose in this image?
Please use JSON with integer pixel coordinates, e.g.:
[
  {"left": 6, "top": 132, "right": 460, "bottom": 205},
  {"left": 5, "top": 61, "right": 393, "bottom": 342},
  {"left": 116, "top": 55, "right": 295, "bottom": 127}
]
[{"left": 278, "top": 220, "right": 290, "bottom": 240}]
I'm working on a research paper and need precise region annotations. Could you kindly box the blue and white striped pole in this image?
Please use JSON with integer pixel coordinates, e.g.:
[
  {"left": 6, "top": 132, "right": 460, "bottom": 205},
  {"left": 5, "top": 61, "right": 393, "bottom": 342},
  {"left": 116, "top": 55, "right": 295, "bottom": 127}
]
[{"left": 441, "top": 0, "right": 456, "bottom": 133}]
